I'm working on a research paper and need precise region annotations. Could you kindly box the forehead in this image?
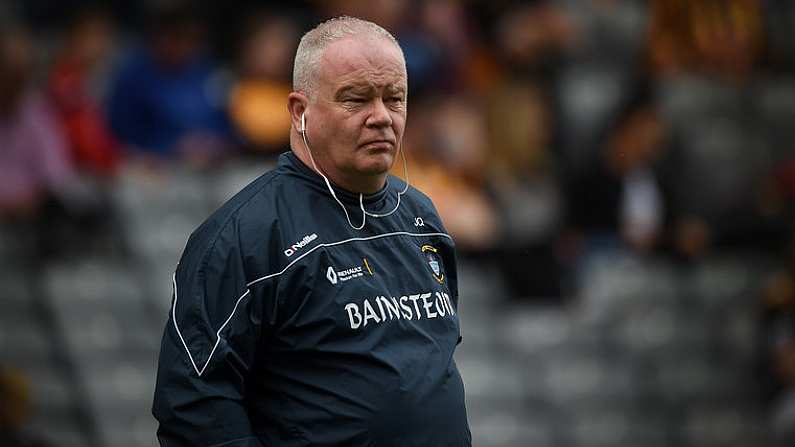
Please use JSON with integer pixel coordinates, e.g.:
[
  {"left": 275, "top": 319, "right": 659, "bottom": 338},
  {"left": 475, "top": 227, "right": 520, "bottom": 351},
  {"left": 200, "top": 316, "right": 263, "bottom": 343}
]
[{"left": 318, "top": 35, "right": 406, "bottom": 91}]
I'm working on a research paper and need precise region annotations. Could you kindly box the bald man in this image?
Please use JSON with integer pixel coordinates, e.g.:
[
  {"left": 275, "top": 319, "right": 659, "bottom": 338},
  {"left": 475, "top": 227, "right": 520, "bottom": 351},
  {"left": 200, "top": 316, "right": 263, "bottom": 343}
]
[{"left": 153, "top": 17, "right": 471, "bottom": 446}]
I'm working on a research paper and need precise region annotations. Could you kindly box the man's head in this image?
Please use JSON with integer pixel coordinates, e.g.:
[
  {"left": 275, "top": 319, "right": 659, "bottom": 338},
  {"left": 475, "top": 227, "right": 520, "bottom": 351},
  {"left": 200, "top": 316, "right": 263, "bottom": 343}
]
[{"left": 288, "top": 17, "right": 408, "bottom": 194}]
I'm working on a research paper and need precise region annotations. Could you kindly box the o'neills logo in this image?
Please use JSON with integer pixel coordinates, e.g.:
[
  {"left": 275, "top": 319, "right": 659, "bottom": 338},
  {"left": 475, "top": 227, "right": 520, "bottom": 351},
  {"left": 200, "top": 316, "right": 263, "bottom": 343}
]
[{"left": 284, "top": 233, "right": 318, "bottom": 257}]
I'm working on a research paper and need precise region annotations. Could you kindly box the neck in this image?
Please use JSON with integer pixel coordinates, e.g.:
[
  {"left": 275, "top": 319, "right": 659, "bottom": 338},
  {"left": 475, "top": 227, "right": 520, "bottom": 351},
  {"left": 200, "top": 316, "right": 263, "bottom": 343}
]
[
  {"left": 333, "top": 172, "right": 386, "bottom": 195},
  {"left": 290, "top": 132, "right": 387, "bottom": 194}
]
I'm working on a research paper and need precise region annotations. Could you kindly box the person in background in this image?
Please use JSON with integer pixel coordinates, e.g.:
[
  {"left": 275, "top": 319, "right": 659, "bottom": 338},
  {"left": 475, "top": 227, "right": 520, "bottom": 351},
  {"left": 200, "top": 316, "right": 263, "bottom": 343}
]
[
  {"left": 485, "top": 81, "right": 563, "bottom": 299},
  {"left": 107, "top": 1, "right": 234, "bottom": 163},
  {"left": 228, "top": 12, "right": 298, "bottom": 155},
  {"left": 399, "top": 95, "right": 500, "bottom": 255},
  {"left": 564, "top": 85, "right": 671, "bottom": 259},
  {"left": 0, "top": 22, "right": 74, "bottom": 221},
  {"left": 648, "top": 0, "right": 763, "bottom": 81},
  {"left": 478, "top": 5, "right": 572, "bottom": 298},
  {"left": 48, "top": 6, "right": 120, "bottom": 176}
]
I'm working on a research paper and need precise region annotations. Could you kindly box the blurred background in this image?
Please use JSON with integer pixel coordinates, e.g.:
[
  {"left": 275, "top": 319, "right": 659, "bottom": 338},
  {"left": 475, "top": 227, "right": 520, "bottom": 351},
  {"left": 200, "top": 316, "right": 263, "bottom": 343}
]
[{"left": 1, "top": 0, "right": 794, "bottom": 446}]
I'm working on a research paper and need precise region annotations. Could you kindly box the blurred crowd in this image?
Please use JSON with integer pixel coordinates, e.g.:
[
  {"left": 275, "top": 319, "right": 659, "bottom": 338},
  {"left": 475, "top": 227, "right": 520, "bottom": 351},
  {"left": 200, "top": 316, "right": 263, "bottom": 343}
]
[{"left": 2, "top": 0, "right": 795, "bottom": 445}]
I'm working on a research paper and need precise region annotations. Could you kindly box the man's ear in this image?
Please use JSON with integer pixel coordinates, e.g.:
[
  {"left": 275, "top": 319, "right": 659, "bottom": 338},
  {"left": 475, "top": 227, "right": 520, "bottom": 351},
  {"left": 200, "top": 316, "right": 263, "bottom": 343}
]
[{"left": 287, "top": 92, "right": 308, "bottom": 133}]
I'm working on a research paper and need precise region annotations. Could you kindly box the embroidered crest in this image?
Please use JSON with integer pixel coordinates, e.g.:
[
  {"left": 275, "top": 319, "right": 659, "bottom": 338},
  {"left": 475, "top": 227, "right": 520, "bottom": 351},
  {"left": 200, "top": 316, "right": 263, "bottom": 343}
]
[{"left": 421, "top": 244, "right": 445, "bottom": 284}]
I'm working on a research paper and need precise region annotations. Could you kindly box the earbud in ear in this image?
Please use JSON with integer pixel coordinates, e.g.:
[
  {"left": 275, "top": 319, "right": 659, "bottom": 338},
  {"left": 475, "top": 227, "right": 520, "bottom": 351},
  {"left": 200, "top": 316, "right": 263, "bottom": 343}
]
[{"left": 300, "top": 113, "right": 306, "bottom": 133}]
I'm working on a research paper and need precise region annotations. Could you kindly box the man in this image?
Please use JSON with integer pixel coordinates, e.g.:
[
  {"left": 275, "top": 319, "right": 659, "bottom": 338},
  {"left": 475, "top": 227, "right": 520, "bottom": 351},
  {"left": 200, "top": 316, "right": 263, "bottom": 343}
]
[{"left": 152, "top": 17, "right": 471, "bottom": 446}]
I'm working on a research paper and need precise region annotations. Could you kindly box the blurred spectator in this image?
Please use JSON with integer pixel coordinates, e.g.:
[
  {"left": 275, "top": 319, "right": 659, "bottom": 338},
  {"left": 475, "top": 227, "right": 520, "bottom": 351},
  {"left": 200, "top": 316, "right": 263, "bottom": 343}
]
[
  {"left": 484, "top": 78, "right": 564, "bottom": 299},
  {"left": 228, "top": 12, "right": 297, "bottom": 155},
  {"left": 460, "top": 2, "right": 575, "bottom": 298},
  {"left": 401, "top": 0, "right": 478, "bottom": 96},
  {"left": 486, "top": 80, "right": 556, "bottom": 215},
  {"left": 648, "top": 0, "right": 763, "bottom": 81},
  {"left": 0, "top": 23, "right": 75, "bottom": 220},
  {"left": 495, "top": 1, "right": 575, "bottom": 77},
  {"left": 659, "top": 90, "right": 785, "bottom": 257},
  {"left": 48, "top": 6, "right": 121, "bottom": 176},
  {"left": 565, "top": 85, "right": 671, "bottom": 258},
  {"left": 560, "top": 0, "right": 647, "bottom": 64},
  {"left": 647, "top": 0, "right": 784, "bottom": 258},
  {"left": 553, "top": 0, "right": 647, "bottom": 171},
  {"left": 400, "top": 97, "right": 499, "bottom": 254},
  {"left": 107, "top": 1, "right": 234, "bottom": 163},
  {"left": 0, "top": 366, "right": 50, "bottom": 447}
]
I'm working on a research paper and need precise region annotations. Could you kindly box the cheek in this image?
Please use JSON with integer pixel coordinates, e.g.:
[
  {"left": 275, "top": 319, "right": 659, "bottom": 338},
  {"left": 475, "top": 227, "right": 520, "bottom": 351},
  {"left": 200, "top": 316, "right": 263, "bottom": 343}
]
[
  {"left": 392, "top": 114, "right": 407, "bottom": 136},
  {"left": 325, "top": 120, "right": 362, "bottom": 160},
  {"left": 318, "top": 117, "right": 355, "bottom": 149},
  {"left": 390, "top": 107, "right": 406, "bottom": 123}
]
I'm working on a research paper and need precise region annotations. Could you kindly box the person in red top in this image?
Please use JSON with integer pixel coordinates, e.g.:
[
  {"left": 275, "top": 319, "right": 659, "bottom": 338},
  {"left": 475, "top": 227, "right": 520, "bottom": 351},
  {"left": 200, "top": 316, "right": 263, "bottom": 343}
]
[{"left": 48, "top": 8, "right": 120, "bottom": 176}]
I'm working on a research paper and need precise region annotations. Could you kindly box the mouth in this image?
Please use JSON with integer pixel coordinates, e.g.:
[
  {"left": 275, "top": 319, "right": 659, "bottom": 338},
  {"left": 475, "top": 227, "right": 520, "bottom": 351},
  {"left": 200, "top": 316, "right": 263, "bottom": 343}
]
[{"left": 359, "top": 139, "right": 395, "bottom": 151}]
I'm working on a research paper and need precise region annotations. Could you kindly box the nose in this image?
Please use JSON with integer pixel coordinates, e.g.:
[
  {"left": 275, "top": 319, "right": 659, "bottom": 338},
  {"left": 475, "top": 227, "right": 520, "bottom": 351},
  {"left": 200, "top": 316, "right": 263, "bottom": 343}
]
[{"left": 365, "top": 98, "right": 393, "bottom": 128}]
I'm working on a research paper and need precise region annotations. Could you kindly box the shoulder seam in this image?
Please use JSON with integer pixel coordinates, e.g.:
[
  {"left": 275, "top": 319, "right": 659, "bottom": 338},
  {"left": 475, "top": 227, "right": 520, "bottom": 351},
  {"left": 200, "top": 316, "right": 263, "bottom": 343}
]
[
  {"left": 173, "top": 170, "right": 280, "bottom": 377},
  {"left": 192, "top": 171, "right": 281, "bottom": 286}
]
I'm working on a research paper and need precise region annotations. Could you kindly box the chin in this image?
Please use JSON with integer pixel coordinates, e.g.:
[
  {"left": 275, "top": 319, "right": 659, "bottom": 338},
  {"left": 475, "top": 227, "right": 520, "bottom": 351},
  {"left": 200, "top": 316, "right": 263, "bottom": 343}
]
[{"left": 358, "top": 153, "right": 394, "bottom": 175}]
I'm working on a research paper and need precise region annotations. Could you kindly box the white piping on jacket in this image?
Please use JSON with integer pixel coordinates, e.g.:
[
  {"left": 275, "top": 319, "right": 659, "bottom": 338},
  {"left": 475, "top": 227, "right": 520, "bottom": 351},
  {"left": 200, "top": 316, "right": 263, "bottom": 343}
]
[{"left": 172, "top": 231, "right": 453, "bottom": 377}]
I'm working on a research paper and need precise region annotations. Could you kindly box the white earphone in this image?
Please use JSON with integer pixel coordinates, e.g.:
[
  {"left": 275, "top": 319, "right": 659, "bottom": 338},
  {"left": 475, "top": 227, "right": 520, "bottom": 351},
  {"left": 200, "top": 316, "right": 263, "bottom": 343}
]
[{"left": 298, "top": 110, "right": 409, "bottom": 230}]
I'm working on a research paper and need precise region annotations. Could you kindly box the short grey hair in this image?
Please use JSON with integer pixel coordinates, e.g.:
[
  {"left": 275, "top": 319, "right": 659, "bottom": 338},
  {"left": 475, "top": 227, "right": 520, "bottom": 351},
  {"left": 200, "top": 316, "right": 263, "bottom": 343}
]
[{"left": 292, "top": 16, "right": 404, "bottom": 98}]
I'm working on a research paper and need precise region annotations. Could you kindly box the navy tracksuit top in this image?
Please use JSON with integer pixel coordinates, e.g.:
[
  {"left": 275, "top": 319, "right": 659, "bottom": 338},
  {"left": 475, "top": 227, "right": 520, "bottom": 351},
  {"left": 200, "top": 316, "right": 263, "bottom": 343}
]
[{"left": 152, "top": 151, "right": 472, "bottom": 446}]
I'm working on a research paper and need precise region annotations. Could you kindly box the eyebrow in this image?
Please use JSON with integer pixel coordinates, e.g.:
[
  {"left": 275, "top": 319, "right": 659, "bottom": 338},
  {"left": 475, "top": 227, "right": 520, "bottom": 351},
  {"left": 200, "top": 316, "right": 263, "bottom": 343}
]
[
  {"left": 335, "top": 84, "right": 406, "bottom": 99},
  {"left": 335, "top": 85, "right": 370, "bottom": 98},
  {"left": 385, "top": 85, "right": 406, "bottom": 94}
]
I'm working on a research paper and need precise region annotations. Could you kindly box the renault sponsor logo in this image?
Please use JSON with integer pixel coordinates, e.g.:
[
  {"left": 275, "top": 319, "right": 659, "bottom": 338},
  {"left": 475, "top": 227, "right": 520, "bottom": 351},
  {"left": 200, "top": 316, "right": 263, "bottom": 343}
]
[
  {"left": 284, "top": 233, "right": 318, "bottom": 257},
  {"left": 326, "top": 258, "right": 373, "bottom": 285},
  {"left": 326, "top": 266, "right": 338, "bottom": 284},
  {"left": 327, "top": 265, "right": 363, "bottom": 284}
]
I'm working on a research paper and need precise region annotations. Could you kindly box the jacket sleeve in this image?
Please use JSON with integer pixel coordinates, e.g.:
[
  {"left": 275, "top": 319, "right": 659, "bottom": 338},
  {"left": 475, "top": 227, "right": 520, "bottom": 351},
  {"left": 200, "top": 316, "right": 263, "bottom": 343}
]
[{"left": 152, "top": 221, "right": 267, "bottom": 447}]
